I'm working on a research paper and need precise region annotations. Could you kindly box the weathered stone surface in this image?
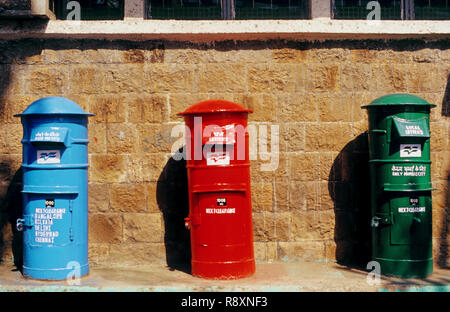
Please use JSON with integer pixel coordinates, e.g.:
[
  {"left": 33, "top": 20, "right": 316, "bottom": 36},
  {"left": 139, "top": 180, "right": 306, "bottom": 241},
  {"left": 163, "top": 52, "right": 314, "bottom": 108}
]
[
  {"left": 68, "top": 65, "right": 103, "bottom": 94},
  {"left": 248, "top": 64, "right": 296, "bottom": 93},
  {"left": 278, "top": 93, "right": 318, "bottom": 122},
  {"left": 123, "top": 213, "right": 163, "bottom": 243},
  {"left": 107, "top": 123, "right": 139, "bottom": 154},
  {"left": 146, "top": 64, "right": 195, "bottom": 93},
  {"left": 305, "top": 123, "right": 353, "bottom": 152},
  {"left": 252, "top": 181, "right": 273, "bottom": 212},
  {"left": 198, "top": 64, "right": 247, "bottom": 93},
  {"left": 90, "top": 95, "right": 127, "bottom": 123},
  {"left": 137, "top": 124, "right": 175, "bottom": 154},
  {"left": 277, "top": 241, "right": 325, "bottom": 261},
  {"left": 102, "top": 65, "right": 144, "bottom": 94},
  {"left": 108, "top": 243, "right": 166, "bottom": 264},
  {"left": 0, "top": 38, "right": 448, "bottom": 267},
  {"left": 272, "top": 49, "right": 307, "bottom": 63},
  {"left": 88, "top": 183, "right": 109, "bottom": 213},
  {"left": 88, "top": 123, "right": 107, "bottom": 154},
  {"left": 110, "top": 183, "right": 147, "bottom": 213},
  {"left": 290, "top": 153, "right": 320, "bottom": 181},
  {"left": 127, "top": 153, "right": 168, "bottom": 183},
  {"left": 88, "top": 213, "right": 122, "bottom": 243},
  {"left": 26, "top": 67, "right": 67, "bottom": 95},
  {"left": 306, "top": 64, "right": 340, "bottom": 92},
  {"left": 90, "top": 154, "right": 127, "bottom": 183},
  {"left": 127, "top": 94, "right": 168, "bottom": 123}
]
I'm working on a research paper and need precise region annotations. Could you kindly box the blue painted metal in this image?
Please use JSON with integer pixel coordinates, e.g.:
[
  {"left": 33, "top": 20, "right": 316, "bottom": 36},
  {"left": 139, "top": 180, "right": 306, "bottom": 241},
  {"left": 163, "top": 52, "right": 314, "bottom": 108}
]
[{"left": 15, "top": 97, "right": 93, "bottom": 281}]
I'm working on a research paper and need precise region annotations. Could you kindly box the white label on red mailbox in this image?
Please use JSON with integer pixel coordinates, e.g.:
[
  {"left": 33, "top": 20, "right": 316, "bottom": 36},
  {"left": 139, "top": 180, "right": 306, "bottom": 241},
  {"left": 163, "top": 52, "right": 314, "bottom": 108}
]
[
  {"left": 206, "top": 208, "right": 236, "bottom": 214},
  {"left": 37, "top": 150, "right": 61, "bottom": 164},
  {"left": 206, "top": 124, "right": 235, "bottom": 145},
  {"left": 206, "top": 151, "right": 230, "bottom": 166}
]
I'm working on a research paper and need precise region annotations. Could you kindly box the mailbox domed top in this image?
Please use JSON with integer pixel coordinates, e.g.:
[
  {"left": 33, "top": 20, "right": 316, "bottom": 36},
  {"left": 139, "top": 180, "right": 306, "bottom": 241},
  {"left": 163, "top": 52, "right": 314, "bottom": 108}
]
[
  {"left": 362, "top": 93, "right": 436, "bottom": 109},
  {"left": 15, "top": 96, "right": 94, "bottom": 117},
  {"left": 178, "top": 100, "right": 252, "bottom": 116}
]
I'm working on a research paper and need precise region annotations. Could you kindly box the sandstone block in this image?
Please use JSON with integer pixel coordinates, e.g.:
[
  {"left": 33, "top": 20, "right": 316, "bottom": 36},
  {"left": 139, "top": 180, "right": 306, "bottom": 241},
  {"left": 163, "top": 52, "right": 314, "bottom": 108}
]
[
  {"left": 290, "top": 153, "right": 320, "bottom": 181},
  {"left": 306, "top": 64, "right": 339, "bottom": 92},
  {"left": 127, "top": 94, "right": 168, "bottom": 123},
  {"left": 275, "top": 212, "right": 290, "bottom": 241},
  {"left": 305, "top": 123, "right": 353, "bottom": 152},
  {"left": 146, "top": 64, "right": 195, "bottom": 93},
  {"left": 123, "top": 213, "right": 163, "bottom": 243},
  {"left": 110, "top": 183, "right": 147, "bottom": 213},
  {"left": 108, "top": 243, "right": 166, "bottom": 264},
  {"left": 272, "top": 49, "right": 307, "bottom": 63},
  {"left": 88, "top": 213, "right": 122, "bottom": 243},
  {"left": 102, "top": 64, "right": 144, "bottom": 94},
  {"left": 26, "top": 67, "right": 67, "bottom": 95},
  {"left": 277, "top": 241, "right": 325, "bottom": 261},
  {"left": 274, "top": 177, "right": 289, "bottom": 211},
  {"left": 90, "top": 95, "right": 126, "bottom": 123},
  {"left": 88, "top": 183, "right": 109, "bottom": 213},
  {"left": 278, "top": 92, "right": 318, "bottom": 122},
  {"left": 90, "top": 154, "right": 127, "bottom": 183},
  {"left": 137, "top": 124, "right": 175, "bottom": 154},
  {"left": 88, "top": 123, "right": 107, "bottom": 154},
  {"left": 68, "top": 65, "right": 103, "bottom": 94},
  {"left": 248, "top": 64, "right": 296, "bottom": 93},
  {"left": 198, "top": 64, "right": 247, "bottom": 93},
  {"left": 107, "top": 123, "right": 139, "bottom": 154},
  {"left": 251, "top": 181, "right": 273, "bottom": 212},
  {"left": 127, "top": 153, "right": 168, "bottom": 183}
]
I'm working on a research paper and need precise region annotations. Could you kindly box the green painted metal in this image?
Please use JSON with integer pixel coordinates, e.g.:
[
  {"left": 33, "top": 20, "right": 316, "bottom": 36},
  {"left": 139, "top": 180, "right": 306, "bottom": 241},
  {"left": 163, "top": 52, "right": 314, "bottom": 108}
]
[{"left": 362, "top": 93, "right": 435, "bottom": 278}]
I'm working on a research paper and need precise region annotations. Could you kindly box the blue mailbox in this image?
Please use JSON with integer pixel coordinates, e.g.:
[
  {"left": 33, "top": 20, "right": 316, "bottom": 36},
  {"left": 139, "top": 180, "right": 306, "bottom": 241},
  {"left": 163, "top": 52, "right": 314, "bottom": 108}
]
[{"left": 15, "top": 96, "right": 93, "bottom": 281}]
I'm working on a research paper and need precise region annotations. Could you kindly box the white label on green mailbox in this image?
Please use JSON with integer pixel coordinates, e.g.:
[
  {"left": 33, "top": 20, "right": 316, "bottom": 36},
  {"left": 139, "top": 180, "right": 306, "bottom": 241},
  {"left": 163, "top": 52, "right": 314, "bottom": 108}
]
[
  {"left": 400, "top": 144, "right": 421, "bottom": 158},
  {"left": 37, "top": 150, "right": 61, "bottom": 164}
]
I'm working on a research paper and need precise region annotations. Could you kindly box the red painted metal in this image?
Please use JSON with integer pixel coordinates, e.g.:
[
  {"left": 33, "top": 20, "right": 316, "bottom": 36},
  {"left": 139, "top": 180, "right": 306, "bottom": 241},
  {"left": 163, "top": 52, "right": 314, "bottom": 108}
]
[{"left": 179, "top": 100, "right": 255, "bottom": 280}]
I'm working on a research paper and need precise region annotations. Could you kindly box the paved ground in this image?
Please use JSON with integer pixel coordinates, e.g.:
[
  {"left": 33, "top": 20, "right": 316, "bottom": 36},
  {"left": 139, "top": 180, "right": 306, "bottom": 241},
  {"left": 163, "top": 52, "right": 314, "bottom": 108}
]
[{"left": 0, "top": 261, "right": 448, "bottom": 292}]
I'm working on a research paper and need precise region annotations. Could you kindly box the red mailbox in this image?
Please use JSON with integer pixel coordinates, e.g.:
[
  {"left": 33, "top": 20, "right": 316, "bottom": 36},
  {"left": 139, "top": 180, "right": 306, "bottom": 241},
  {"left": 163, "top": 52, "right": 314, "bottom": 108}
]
[{"left": 178, "top": 100, "right": 255, "bottom": 279}]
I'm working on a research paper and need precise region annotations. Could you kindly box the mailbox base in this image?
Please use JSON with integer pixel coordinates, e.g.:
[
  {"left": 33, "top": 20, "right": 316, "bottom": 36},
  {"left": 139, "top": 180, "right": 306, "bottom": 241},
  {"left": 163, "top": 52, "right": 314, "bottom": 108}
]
[
  {"left": 192, "top": 259, "right": 255, "bottom": 280},
  {"left": 23, "top": 263, "right": 89, "bottom": 281},
  {"left": 375, "top": 258, "right": 433, "bottom": 278}
]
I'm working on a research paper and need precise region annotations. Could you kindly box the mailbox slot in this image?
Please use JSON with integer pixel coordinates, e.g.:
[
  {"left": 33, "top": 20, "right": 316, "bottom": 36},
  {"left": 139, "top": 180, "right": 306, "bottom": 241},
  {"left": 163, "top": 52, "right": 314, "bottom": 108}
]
[{"left": 30, "top": 126, "right": 70, "bottom": 146}]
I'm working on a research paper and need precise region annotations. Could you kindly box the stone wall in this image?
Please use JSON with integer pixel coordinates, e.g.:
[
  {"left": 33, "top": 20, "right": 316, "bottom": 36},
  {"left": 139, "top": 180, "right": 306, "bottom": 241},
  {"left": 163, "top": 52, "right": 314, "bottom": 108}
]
[{"left": 0, "top": 38, "right": 448, "bottom": 268}]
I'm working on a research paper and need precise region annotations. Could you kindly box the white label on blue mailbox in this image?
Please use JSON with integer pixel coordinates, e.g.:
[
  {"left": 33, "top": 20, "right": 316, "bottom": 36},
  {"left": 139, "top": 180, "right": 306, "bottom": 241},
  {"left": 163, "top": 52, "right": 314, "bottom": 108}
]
[
  {"left": 400, "top": 144, "right": 421, "bottom": 158},
  {"left": 37, "top": 150, "right": 61, "bottom": 164},
  {"left": 34, "top": 207, "right": 66, "bottom": 243}
]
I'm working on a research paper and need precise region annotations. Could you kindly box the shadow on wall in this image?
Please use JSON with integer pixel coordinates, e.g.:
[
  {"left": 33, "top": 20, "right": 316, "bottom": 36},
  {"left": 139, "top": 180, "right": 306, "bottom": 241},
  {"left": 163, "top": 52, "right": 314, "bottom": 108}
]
[
  {"left": 156, "top": 148, "right": 191, "bottom": 274},
  {"left": 0, "top": 166, "right": 22, "bottom": 269},
  {"left": 0, "top": 40, "right": 46, "bottom": 269},
  {"left": 438, "top": 74, "right": 449, "bottom": 268},
  {"left": 328, "top": 133, "right": 372, "bottom": 270}
]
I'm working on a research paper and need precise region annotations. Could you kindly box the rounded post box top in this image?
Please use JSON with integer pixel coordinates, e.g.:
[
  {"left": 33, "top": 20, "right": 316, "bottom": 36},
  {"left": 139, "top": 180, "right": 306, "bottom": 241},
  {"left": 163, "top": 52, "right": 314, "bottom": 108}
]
[
  {"left": 14, "top": 96, "right": 94, "bottom": 117},
  {"left": 361, "top": 93, "right": 436, "bottom": 109},
  {"left": 178, "top": 99, "right": 253, "bottom": 115}
]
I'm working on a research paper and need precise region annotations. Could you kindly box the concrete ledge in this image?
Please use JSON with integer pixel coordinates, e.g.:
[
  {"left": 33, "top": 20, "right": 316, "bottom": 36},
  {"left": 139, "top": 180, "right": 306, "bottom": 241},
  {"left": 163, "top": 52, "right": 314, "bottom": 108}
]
[{"left": 0, "top": 19, "right": 449, "bottom": 41}]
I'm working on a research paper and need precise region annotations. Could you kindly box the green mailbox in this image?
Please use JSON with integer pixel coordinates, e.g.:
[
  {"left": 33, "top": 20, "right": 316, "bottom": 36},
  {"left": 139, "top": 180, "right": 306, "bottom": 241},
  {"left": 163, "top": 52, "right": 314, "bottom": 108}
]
[{"left": 362, "top": 94, "right": 436, "bottom": 278}]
